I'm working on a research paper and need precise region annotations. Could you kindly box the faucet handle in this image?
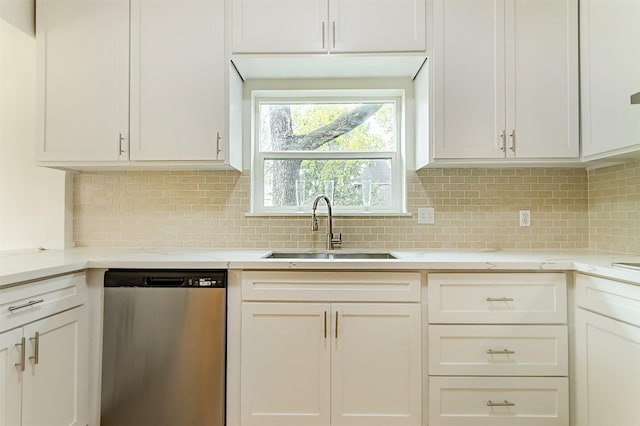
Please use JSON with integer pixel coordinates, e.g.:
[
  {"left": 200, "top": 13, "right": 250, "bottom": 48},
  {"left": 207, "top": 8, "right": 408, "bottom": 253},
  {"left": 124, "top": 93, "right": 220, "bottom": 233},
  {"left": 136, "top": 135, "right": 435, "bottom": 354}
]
[{"left": 331, "top": 233, "right": 343, "bottom": 248}]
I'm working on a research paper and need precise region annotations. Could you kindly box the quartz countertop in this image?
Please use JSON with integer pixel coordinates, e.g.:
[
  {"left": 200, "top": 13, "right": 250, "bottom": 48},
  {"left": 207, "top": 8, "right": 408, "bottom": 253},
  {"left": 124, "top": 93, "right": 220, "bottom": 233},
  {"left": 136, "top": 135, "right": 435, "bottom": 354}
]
[{"left": 1, "top": 247, "right": 639, "bottom": 288}]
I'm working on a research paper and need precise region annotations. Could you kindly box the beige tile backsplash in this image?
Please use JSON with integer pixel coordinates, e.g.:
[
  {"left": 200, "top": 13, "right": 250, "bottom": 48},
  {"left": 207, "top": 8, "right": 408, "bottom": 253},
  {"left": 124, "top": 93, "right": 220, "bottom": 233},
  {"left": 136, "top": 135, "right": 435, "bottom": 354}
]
[
  {"left": 74, "top": 167, "right": 596, "bottom": 251},
  {"left": 587, "top": 160, "right": 640, "bottom": 254}
]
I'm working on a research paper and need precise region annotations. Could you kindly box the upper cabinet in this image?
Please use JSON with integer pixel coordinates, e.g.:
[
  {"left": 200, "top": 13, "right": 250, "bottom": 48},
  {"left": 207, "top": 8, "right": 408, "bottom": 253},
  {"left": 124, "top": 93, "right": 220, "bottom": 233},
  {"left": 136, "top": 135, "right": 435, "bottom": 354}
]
[
  {"left": 35, "top": 0, "right": 129, "bottom": 162},
  {"left": 580, "top": 0, "right": 640, "bottom": 161},
  {"left": 418, "top": 0, "right": 579, "bottom": 166},
  {"left": 129, "top": 0, "right": 240, "bottom": 163},
  {"left": 231, "top": 0, "right": 426, "bottom": 54},
  {"left": 36, "top": 0, "right": 242, "bottom": 169}
]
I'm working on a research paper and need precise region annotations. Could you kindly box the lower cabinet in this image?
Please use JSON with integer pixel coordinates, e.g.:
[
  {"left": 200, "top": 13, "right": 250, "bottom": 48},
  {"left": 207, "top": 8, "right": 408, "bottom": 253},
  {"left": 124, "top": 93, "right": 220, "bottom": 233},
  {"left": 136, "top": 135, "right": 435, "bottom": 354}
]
[
  {"left": 574, "top": 274, "right": 640, "bottom": 426},
  {"left": 0, "top": 306, "right": 88, "bottom": 426},
  {"left": 0, "top": 272, "right": 88, "bottom": 426},
  {"left": 427, "top": 272, "right": 569, "bottom": 426},
  {"left": 240, "top": 302, "right": 421, "bottom": 426}
]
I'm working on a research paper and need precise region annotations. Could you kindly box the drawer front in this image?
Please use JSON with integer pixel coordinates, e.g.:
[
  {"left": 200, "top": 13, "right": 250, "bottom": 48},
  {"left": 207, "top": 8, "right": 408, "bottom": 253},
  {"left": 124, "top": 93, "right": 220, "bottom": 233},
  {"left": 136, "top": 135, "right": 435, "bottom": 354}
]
[
  {"left": 429, "top": 376, "right": 569, "bottom": 426},
  {"left": 241, "top": 271, "right": 421, "bottom": 302},
  {"left": 575, "top": 274, "right": 640, "bottom": 326},
  {"left": 0, "top": 272, "right": 87, "bottom": 332},
  {"left": 428, "top": 325, "right": 568, "bottom": 376},
  {"left": 428, "top": 273, "right": 567, "bottom": 324}
]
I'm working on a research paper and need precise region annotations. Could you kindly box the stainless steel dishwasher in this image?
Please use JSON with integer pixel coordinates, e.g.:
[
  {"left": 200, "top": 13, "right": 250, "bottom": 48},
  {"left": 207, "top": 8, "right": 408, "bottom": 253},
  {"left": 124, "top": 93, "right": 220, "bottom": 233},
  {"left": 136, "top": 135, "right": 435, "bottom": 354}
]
[{"left": 100, "top": 269, "right": 227, "bottom": 426}]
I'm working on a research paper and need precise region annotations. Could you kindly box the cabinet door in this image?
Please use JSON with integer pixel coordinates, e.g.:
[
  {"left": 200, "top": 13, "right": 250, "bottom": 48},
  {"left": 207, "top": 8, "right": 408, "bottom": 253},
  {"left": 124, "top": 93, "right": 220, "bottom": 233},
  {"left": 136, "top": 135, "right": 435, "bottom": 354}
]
[
  {"left": 0, "top": 329, "right": 23, "bottom": 426},
  {"left": 329, "top": 0, "right": 425, "bottom": 53},
  {"left": 581, "top": 0, "right": 640, "bottom": 158},
  {"left": 130, "top": 0, "right": 226, "bottom": 161},
  {"left": 507, "top": 0, "right": 578, "bottom": 158},
  {"left": 575, "top": 308, "right": 640, "bottom": 426},
  {"left": 331, "top": 304, "right": 421, "bottom": 426},
  {"left": 232, "top": 0, "right": 327, "bottom": 53},
  {"left": 241, "top": 303, "right": 331, "bottom": 426},
  {"left": 36, "top": 0, "right": 129, "bottom": 162},
  {"left": 21, "top": 306, "right": 88, "bottom": 426},
  {"left": 432, "top": 0, "right": 506, "bottom": 159}
]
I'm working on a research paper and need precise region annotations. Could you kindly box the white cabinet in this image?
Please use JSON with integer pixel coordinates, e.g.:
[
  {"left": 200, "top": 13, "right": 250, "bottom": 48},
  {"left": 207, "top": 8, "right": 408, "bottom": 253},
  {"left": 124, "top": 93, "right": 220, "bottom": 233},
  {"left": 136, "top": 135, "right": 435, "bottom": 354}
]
[
  {"left": 427, "top": 272, "right": 567, "bottom": 324},
  {"left": 330, "top": 303, "right": 421, "bottom": 426},
  {"left": 241, "top": 303, "right": 331, "bottom": 426},
  {"left": 427, "top": 272, "right": 569, "bottom": 426},
  {"left": 580, "top": 0, "right": 640, "bottom": 160},
  {"left": 231, "top": 0, "right": 425, "bottom": 54},
  {"left": 130, "top": 0, "right": 241, "bottom": 164},
  {"left": 36, "top": 0, "right": 242, "bottom": 168},
  {"left": 574, "top": 274, "right": 640, "bottom": 426},
  {"left": 35, "top": 0, "right": 129, "bottom": 162},
  {"left": 427, "top": 0, "right": 578, "bottom": 163},
  {"left": 239, "top": 271, "right": 422, "bottom": 426},
  {"left": 0, "top": 273, "right": 88, "bottom": 426},
  {"left": 429, "top": 376, "right": 569, "bottom": 426}
]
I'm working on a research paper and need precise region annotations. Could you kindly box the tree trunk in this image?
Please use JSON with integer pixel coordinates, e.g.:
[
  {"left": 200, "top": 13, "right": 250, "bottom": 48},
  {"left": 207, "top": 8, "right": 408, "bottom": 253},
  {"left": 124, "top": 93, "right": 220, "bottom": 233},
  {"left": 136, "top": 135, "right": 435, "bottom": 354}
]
[{"left": 269, "top": 106, "right": 300, "bottom": 206}]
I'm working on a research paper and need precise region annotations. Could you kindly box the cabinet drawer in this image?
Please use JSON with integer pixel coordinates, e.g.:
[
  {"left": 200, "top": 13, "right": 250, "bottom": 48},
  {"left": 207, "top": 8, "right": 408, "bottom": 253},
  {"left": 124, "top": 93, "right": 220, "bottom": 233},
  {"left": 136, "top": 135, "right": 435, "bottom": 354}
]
[
  {"left": 241, "top": 271, "right": 421, "bottom": 302},
  {"left": 0, "top": 272, "right": 87, "bottom": 332},
  {"left": 429, "top": 376, "right": 569, "bottom": 426},
  {"left": 428, "top": 325, "right": 568, "bottom": 376},
  {"left": 575, "top": 274, "right": 640, "bottom": 326},
  {"left": 427, "top": 273, "right": 567, "bottom": 324}
]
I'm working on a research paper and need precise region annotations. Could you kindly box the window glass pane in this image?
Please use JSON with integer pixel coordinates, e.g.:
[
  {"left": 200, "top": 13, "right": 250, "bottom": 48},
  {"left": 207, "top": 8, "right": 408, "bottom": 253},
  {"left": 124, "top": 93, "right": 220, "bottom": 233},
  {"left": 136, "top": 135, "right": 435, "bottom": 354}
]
[
  {"left": 259, "top": 102, "right": 395, "bottom": 152},
  {"left": 263, "top": 159, "right": 392, "bottom": 209}
]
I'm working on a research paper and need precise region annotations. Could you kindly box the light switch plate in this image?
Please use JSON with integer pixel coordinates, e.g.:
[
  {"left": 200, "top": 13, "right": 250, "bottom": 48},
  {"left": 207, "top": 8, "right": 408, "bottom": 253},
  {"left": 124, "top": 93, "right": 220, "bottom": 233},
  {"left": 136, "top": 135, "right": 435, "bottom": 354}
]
[
  {"left": 519, "top": 210, "right": 531, "bottom": 227},
  {"left": 418, "top": 207, "right": 435, "bottom": 224}
]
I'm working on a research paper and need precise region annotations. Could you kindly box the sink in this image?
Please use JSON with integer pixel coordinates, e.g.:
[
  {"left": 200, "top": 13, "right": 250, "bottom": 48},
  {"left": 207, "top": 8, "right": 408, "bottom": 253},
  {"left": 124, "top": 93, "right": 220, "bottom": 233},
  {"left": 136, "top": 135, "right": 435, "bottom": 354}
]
[
  {"left": 263, "top": 251, "right": 398, "bottom": 260},
  {"left": 612, "top": 262, "right": 640, "bottom": 271}
]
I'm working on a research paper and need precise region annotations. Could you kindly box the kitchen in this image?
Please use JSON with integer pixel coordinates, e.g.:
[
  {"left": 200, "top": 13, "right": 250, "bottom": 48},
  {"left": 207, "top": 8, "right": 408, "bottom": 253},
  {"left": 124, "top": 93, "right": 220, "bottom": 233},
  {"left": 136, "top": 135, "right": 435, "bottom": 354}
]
[{"left": 1, "top": 0, "right": 639, "bottom": 424}]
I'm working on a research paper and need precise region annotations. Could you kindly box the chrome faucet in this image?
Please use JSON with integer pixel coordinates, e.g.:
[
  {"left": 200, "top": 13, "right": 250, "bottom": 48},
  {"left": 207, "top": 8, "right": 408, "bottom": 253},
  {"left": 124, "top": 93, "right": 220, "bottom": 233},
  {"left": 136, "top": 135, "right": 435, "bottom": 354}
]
[{"left": 311, "top": 195, "right": 342, "bottom": 250}]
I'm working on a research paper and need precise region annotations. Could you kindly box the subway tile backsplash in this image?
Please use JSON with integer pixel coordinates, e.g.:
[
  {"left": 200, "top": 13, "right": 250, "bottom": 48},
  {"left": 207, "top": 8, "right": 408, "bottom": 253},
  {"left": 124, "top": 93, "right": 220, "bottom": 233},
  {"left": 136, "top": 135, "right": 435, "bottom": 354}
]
[
  {"left": 74, "top": 167, "right": 597, "bottom": 251},
  {"left": 588, "top": 160, "right": 640, "bottom": 254}
]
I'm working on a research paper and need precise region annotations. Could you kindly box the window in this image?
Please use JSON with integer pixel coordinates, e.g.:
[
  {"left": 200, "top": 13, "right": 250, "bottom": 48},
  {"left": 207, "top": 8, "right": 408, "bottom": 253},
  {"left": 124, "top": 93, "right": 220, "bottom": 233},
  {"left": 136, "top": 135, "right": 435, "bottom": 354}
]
[{"left": 251, "top": 89, "right": 405, "bottom": 214}]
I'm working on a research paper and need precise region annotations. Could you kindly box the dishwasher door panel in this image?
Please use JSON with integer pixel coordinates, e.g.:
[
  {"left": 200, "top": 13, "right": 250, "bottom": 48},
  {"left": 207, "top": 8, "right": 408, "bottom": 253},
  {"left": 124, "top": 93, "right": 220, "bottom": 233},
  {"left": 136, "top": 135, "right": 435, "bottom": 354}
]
[{"left": 101, "top": 287, "right": 225, "bottom": 426}]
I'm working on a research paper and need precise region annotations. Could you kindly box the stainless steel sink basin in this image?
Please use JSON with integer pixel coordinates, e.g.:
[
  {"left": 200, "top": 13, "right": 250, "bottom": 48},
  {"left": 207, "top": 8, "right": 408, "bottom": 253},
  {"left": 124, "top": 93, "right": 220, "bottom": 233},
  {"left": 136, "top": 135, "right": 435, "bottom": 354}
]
[{"left": 264, "top": 251, "right": 397, "bottom": 260}]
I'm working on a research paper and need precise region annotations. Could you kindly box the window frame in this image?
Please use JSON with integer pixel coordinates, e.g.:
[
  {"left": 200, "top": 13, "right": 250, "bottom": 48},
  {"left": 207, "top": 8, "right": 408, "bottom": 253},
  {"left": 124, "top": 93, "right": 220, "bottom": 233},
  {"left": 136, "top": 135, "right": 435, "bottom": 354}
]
[{"left": 250, "top": 89, "right": 406, "bottom": 215}]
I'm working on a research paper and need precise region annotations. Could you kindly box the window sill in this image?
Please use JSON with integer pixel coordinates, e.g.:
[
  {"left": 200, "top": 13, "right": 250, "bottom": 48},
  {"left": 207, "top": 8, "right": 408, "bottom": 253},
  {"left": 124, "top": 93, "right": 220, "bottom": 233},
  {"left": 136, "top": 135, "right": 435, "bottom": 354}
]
[{"left": 245, "top": 212, "right": 413, "bottom": 217}]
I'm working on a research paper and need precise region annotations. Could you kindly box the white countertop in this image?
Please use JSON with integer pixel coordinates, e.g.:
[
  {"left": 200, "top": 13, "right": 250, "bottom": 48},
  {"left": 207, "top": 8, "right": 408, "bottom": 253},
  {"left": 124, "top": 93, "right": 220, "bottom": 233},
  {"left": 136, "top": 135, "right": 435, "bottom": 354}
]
[{"left": 1, "top": 247, "right": 639, "bottom": 287}]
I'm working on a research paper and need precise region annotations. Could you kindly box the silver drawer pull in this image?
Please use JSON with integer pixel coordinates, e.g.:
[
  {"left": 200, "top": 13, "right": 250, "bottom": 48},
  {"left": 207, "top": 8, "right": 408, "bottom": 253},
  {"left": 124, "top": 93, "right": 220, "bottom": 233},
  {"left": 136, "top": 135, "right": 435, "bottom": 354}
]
[
  {"left": 8, "top": 299, "right": 44, "bottom": 312},
  {"left": 487, "top": 400, "right": 515, "bottom": 407},
  {"left": 487, "top": 349, "right": 515, "bottom": 355},
  {"left": 486, "top": 297, "right": 514, "bottom": 302},
  {"left": 29, "top": 332, "right": 40, "bottom": 365},
  {"left": 15, "top": 337, "right": 26, "bottom": 372}
]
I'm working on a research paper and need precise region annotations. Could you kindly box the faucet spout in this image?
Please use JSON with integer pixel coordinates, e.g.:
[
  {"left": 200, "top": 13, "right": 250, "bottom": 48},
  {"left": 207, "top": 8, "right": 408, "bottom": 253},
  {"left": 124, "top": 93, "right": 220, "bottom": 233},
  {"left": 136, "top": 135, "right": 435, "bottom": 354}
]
[{"left": 311, "top": 195, "right": 342, "bottom": 250}]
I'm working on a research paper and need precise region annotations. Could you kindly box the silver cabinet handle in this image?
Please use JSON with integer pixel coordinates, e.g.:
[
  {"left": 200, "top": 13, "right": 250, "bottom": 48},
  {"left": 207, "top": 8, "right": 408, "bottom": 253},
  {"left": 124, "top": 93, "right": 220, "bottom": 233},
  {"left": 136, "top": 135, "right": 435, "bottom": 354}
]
[
  {"left": 29, "top": 332, "right": 40, "bottom": 365},
  {"left": 499, "top": 130, "right": 506, "bottom": 152},
  {"left": 8, "top": 299, "right": 44, "bottom": 312},
  {"left": 509, "top": 129, "right": 516, "bottom": 152},
  {"left": 335, "top": 311, "right": 339, "bottom": 339},
  {"left": 119, "top": 132, "right": 126, "bottom": 154},
  {"left": 323, "top": 311, "right": 327, "bottom": 339},
  {"left": 332, "top": 21, "right": 336, "bottom": 49},
  {"left": 322, "top": 22, "right": 325, "bottom": 49},
  {"left": 487, "top": 400, "right": 515, "bottom": 407},
  {"left": 216, "top": 132, "right": 222, "bottom": 159},
  {"left": 487, "top": 349, "right": 515, "bottom": 355},
  {"left": 15, "top": 337, "right": 26, "bottom": 372},
  {"left": 486, "top": 297, "right": 514, "bottom": 302}
]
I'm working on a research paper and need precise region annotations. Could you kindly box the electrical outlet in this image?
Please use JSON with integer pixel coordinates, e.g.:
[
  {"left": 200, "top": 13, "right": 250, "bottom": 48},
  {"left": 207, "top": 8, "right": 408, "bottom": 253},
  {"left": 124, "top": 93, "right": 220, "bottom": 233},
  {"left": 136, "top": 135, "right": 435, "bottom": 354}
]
[
  {"left": 519, "top": 210, "right": 531, "bottom": 227},
  {"left": 418, "top": 207, "right": 435, "bottom": 224}
]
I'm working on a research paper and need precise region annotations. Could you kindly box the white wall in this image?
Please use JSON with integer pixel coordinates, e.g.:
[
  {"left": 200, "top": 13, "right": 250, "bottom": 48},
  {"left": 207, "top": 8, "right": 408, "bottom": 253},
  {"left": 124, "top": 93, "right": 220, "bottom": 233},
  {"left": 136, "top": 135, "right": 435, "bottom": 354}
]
[{"left": 0, "top": 0, "right": 72, "bottom": 250}]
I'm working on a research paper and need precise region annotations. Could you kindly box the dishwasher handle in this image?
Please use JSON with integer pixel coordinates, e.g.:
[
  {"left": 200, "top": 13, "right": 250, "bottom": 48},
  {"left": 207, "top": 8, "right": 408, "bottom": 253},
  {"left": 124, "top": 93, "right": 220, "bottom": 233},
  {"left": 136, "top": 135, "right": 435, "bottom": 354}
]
[{"left": 144, "top": 277, "right": 186, "bottom": 286}]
